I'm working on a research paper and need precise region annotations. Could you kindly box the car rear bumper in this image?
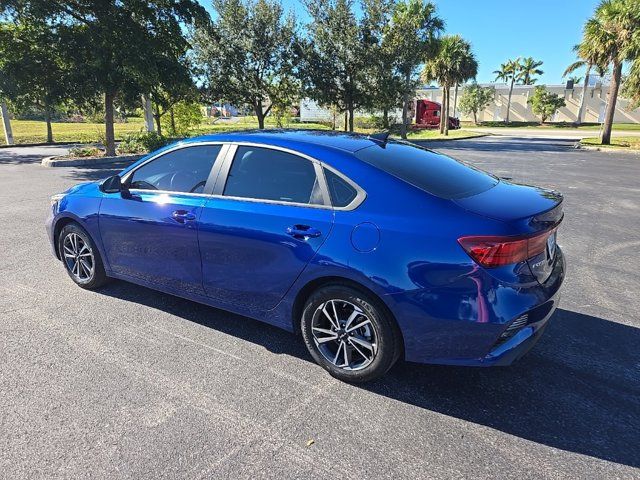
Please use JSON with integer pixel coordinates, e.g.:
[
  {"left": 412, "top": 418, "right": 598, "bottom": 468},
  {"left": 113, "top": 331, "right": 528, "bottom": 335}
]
[{"left": 388, "top": 248, "right": 565, "bottom": 366}]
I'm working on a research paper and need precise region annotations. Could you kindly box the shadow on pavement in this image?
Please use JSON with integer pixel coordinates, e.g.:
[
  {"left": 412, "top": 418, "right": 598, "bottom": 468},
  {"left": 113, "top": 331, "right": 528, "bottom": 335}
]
[
  {"left": 96, "top": 281, "right": 639, "bottom": 468},
  {"left": 0, "top": 151, "right": 50, "bottom": 165},
  {"left": 62, "top": 160, "right": 137, "bottom": 182}
]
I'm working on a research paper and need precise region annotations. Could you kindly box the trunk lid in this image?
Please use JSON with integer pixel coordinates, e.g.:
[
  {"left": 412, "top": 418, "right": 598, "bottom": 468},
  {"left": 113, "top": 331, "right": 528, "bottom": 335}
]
[
  {"left": 455, "top": 180, "right": 563, "bottom": 283},
  {"left": 454, "top": 180, "right": 563, "bottom": 223}
]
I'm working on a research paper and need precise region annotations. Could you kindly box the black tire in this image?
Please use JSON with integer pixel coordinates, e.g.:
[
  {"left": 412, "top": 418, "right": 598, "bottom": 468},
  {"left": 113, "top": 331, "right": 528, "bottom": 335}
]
[
  {"left": 58, "top": 223, "right": 109, "bottom": 289},
  {"left": 301, "top": 285, "right": 402, "bottom": 383}
]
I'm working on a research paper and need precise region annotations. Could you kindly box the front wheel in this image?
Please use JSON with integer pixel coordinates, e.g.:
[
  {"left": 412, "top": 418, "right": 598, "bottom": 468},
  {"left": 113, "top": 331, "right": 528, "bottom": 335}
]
[
  {"left": 301, "top": 285, "right": 401, "bottom": 383},
  {"left": 58, "top": 223, "right": 108, "bottom": 289}
]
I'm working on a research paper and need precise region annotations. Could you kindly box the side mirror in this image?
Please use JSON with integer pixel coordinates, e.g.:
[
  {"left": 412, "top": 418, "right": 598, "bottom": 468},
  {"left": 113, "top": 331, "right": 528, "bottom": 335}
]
[{"left": 100, "top": 175, "right": 123, "bottom": 193}]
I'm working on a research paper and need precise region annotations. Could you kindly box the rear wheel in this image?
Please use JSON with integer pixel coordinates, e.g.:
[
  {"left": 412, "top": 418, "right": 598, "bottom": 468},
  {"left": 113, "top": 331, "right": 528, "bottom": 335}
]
[
  {"left": 58, "top": 223, "right": 108, "bottom": 289},
  {"left": 301, "top": 285, "right": 401, "bottom": 383}
]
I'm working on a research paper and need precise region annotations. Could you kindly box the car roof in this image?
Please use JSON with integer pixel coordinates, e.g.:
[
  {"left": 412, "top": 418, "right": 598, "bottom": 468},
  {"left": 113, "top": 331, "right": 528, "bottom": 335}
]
[{"left": 181, "top": 129, "right": 381, "bottom": 154}]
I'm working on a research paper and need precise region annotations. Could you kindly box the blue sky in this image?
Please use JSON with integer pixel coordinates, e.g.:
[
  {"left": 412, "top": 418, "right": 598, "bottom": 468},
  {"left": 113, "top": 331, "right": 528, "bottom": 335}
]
[{"left": 196, "top": 0, "right": 601, "bottom": 85}]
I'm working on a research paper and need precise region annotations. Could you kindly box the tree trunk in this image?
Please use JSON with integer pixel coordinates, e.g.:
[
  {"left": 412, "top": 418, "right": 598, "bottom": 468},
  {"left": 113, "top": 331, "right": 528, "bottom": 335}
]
[
  {"left": 453, "top": 82, "right": 459, "bottom": 118},
  {"left": 344, "top": 111, "right": 348, "bottom": 132},
  {"left": 473, "top": 110, "right": 477, "bottom": 125},
  {"left": 170, "top": 107, "right": 176, "bottom": 135},
  {"left": 348, "top": 104, "right": 354, "bottom": 132},
  {"left": 444, "top": 88, "right": 451, "bottom": 136},
  {"left": 576, "top": 65, "right": 591, "bottom": 125},
  {"left": 255, "top": 99, "right": 265, "bottom": 129},
  {"left": 104, "top": 90, "right": 116, "bottom": 156},
  {"left": 0, "top": 102, "right": 13, "bottom": 145},
  {"left": 382, "top": 108, "right": 389, "bottom": 129},
  {"left": 142, "top": 95, "right": 155, "bottom": 132},
  {"left": 154, "top": 114, "right": 162, "bottom": 136},
  {"left": 439, "top": 85, "right": 446, "bottom": 134},
  {"left": 400, "top": 73, "right": 410, "bottom": 140},
  {"left": 601, "top": 61, "right": 622, "bottom": 145},
  {"left": 506, "top": 76, "right": 515, "bottom": 123},
  {"left": 44, "top": 105, "right": 54, "bottom": 143}
]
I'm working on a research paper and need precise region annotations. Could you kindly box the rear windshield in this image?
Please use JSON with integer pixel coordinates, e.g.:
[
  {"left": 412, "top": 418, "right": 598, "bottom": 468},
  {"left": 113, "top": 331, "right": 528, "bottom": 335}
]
[{"left": 355, "top": 142, "right": 498, "bottom": 199}]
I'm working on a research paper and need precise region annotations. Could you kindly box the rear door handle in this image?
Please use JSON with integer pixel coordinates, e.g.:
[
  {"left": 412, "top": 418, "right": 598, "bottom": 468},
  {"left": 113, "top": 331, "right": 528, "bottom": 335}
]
[
  {"left": 172, "top": 210, "right": 196, "bottom": 223},
  {"left": 286, "top": 224, "right": 322, "bottom": 239}
]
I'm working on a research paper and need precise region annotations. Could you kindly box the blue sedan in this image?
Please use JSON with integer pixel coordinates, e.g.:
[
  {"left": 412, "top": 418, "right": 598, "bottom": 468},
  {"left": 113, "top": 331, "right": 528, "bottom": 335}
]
[{"left": 47, "top": 130, "right": 565, "bottom": 382}]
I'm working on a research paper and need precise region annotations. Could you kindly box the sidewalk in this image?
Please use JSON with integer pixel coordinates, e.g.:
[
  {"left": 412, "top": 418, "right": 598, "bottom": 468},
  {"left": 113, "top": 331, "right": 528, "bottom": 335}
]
[{"left": 470, "top": 127, "right": 640, "bottom": 140}]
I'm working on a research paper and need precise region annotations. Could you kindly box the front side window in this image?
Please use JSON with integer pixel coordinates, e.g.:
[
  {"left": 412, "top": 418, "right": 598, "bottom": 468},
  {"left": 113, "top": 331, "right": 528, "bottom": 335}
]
[
  {"left": 223, "top": 146, "right": 323, "bottom": 205},
  {"left": 129, "top": 145, "right": 222, "bottom": 194}
]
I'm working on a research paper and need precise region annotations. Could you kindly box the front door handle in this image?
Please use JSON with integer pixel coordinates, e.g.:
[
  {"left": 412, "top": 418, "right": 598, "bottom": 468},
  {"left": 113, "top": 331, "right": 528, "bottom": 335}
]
[
  {"left": 286, "top": 224, "right": 322, "bottom": 239},
  {"left": 172, "top": 210, "right": 196, "bottom": 223}
]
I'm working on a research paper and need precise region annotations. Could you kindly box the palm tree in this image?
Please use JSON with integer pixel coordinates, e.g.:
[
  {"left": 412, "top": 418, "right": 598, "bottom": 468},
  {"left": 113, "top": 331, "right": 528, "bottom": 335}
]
[
  {"left": 567, "top": 75, "right": 583, "bottom": 84},
  {"left": 563, "top": 42, "right": 602, "bottom": 125},
  {"left": 493, "top": 58, "right": 521, "bottom": 123},
  {"left": 517, "top": 57, "right": 544, "bottom": 85},
  {"left": 422, "top": 35, "right": 477, "bottom": 135},
  {"left": 580, "top": 0, "right": 640, "bottom": 144}
]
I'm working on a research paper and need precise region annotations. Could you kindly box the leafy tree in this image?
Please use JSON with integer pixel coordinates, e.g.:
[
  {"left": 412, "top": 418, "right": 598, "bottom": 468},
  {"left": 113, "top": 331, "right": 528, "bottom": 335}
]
[
  {"left": 493, "top": 58, "right": 521, "bottom": 123},
  {"left": 162, "top": 101, "right": 202, "bottom": 136},
  {"left": 386, "top": 0, "right": 443, "bottom": 138},
  {"left": 563, "top": 42, "right": 608, "bottom": 125},
  {"left": 299, "top": 0, "right": 368, "bottom": 132},
  {"left": 1, "top": 0, "right": 209, "bottom": 155},
  {"left": 528, "top": 85, "right": 566, "bottom": 124},
  {"left": 192, "top": 0, "right": 298, "bottom": 130},
  {"left": 579, "top": 0, "right": 640, "bottom": 144},
  {"left": 0, "top": 20, "right": 74, "bottom": 143},
  {"left": 458, "top": 83, "right": 494, "bottom": 125},
  {"left": 622, "top": 60, "right": 640, "bottom": 109},
  {"left": 422, "top": 34, "right": 477, "bottom": 135},
  {"left": 360, "top": 0, "right": 401, "bottom": 129},
  {"left": 148, "top": 60, "right": 198, "bottom": 136},
  {"left": 269, "top": 76, "right": 301, "bottom": 127},
  {"left": 517, "top": 57, "right": 544, "bottom": 85}
]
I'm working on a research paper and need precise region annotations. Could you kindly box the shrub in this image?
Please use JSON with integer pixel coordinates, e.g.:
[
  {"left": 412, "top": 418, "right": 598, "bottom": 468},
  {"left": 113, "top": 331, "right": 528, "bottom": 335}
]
[
  {"left": 68, "top": 146, "right": 103, "bottom": 158},
  {"left": 161, "top": 101, "right": 203, "bottom": 136},
  {"left": 354, "top": 115, "right": 385, "bottom": 130},
  {"left": 117, "top": 131, "right": 167, "bottom": 154}
]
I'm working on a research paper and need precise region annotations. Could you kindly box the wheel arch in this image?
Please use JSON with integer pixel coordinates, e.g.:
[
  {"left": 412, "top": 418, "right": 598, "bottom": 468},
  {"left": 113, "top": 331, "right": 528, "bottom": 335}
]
[
  {"left": 52, "top": 216, "right": 81, "bottom": 259},
  {"left": 291, "top": 275, "right": 405, "bottom": 356}
]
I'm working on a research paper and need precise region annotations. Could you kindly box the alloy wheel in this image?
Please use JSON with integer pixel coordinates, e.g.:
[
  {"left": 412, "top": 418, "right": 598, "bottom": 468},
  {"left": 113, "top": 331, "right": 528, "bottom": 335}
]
[
  {"left": 62, "top": 232, "right": 94, "bottom": 281},
  {"left": 311, "top": 299, "right": 378, "bottom": 371}
]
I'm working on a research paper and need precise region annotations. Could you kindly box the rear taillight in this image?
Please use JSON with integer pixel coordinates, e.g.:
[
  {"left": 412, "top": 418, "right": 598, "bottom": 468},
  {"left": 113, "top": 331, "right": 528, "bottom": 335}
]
[{"left": 458, "top": 228, "right": 556, "bottom": 268}]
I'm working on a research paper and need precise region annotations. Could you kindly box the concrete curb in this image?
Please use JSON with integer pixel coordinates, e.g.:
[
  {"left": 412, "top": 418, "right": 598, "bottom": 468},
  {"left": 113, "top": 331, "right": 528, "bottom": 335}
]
[
  {"left": 576, "top": 143, "right": 640, "bottom": 155},
  {"left": 42, "top": 153, "right": 144, "bottom": 168}
]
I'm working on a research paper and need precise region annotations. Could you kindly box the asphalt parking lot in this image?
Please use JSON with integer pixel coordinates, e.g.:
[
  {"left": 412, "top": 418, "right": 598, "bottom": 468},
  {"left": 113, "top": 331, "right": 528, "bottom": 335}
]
[{"left": 1, "top": 136, "right": 639, "bottom": 479}]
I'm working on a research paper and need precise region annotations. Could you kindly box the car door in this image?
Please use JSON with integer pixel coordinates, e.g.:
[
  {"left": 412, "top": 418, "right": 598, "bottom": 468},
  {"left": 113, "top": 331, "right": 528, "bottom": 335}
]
[
  {"left": 99, "top": 144, "right": 224, "bottom": 294},
  {"left": 198, "top": 144, "right": 334, "bottom": 312}
]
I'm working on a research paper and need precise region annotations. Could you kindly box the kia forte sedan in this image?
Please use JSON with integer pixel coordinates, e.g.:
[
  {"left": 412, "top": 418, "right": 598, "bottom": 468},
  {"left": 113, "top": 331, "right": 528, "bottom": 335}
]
[{"left": 47, "top": 130, "right": 564, "bottom": 382}]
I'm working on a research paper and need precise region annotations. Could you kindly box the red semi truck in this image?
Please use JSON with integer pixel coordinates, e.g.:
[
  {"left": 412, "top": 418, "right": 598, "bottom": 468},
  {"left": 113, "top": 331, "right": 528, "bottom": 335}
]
[{"left": 414, "top": 99, "right": 460, "bottom": 130}]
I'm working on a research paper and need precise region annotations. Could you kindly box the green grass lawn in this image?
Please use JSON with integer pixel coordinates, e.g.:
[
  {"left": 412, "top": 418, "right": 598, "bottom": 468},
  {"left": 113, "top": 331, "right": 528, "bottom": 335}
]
[
  {"left": 463, "top": 121, "right": 640, "bottom": 131},
  {"left": 1, "top": 116, "right": 483, "bottom": 146},
  {"left": 581, "top": 136, "right": 640, "bottom": 150}
]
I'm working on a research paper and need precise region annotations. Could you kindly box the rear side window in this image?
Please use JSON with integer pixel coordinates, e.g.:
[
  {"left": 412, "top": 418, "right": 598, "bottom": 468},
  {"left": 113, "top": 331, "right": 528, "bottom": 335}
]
[
  {"left": 355, "top": 142, "right": 498, "bottom": 199},
  {"left": 129, "top": 145, "right": 221, "bottom": 193},
  {"left": 324, "top": 168, "right": 357, "bottom": 207},
  {"left": 224, "top": 146, "right": 323, "bottom": 205}
]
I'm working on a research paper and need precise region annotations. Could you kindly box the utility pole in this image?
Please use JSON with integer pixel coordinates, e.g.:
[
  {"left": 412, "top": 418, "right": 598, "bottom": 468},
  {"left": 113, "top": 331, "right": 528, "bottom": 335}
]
[
  {"left": 142, "top": 95, "right": 155, "bottom": 132},
  {"left": 1, "top": 102, "right": 14, "bottom": 145}
]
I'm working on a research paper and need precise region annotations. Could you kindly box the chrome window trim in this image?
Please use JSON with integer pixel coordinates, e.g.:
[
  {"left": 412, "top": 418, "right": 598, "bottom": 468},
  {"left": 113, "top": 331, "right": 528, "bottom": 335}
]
[
  {"left": 213, "top": 141, "right": 366, "bottom": 211},
  {"left": 118, "top": 140, "right": 366, "bottom": 211},
  {"left": 125, "top": 189, "right": 214, "bottom": 199}
]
